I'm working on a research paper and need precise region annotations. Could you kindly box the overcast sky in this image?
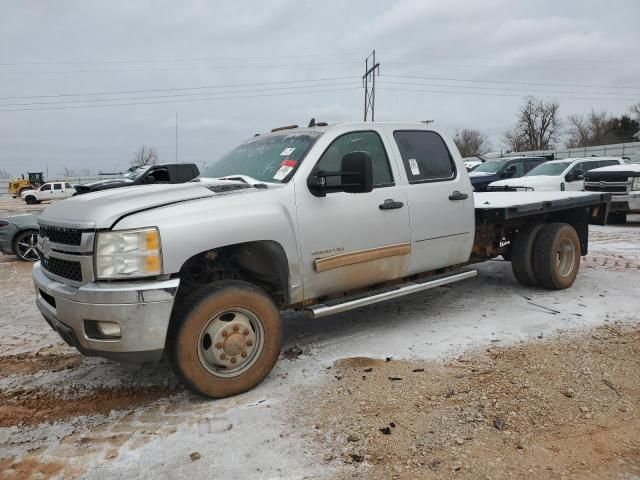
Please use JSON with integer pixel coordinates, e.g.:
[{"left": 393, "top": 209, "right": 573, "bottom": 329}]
[{"left": 1, "top": 0, "right": 639, "bottom": 177}]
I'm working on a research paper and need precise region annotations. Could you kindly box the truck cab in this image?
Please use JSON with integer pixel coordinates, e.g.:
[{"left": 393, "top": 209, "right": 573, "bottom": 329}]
[{"left": 468, "top": 156, "right": 548, "bottom": 191}]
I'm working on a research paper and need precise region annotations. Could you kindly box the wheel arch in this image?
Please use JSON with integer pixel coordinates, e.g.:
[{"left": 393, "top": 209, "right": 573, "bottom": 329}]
[{"left": 173, "top": 240, "right": 291, "bottom": 309}]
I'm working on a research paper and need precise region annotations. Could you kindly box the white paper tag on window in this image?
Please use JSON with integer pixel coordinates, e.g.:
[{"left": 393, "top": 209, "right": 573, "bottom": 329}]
[
  {"left": 280, "top": 147, "right": 296, "bottom": 156},
  {"left": 409, "top": 158, "right": 420, "bottom": 176}
]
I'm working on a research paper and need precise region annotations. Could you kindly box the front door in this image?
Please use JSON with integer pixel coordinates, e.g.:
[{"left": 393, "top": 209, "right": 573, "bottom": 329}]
[
  {"left": 295, "top": 130, "right": 410, "bottom": 299},
  {"left": 385, "top": 128, "right": 474, "bottom": 274}
]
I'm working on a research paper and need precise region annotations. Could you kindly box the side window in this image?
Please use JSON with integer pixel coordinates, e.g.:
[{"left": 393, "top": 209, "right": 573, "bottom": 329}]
[
  {"left": 176, "top": 165, "right": 196, "bottom": 182},
  {"left": 151, "top": 168, "right": 170, "bottom": 183},
  {"left": 54, "top": 183, "right": 62, "bottom": 190},
  {"left": 598, "top": 160, "right": 617, "bottom": 168},
  {"left": 393, "top": 130, "right": 455, "bottom": 182},
  {"left": 41, "top": 184, "right": 51, "bottom": 191},
  {"left": 569, "top": 162, "right": 587, "bottom": 176},
  {"left": 507, "top": 161, "right": 525, "bottom": 177},
  {"left": 65, "top": 183, "right": 72, "bottom": 189},
  {"left": 314, "top": 131, "right": 393, "bottom": 188}
]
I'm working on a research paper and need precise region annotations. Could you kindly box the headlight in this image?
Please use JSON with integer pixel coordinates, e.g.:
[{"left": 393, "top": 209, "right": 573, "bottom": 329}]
[
  {"left": 95, "top": 227, "right": 162, "bottom": 279},
  {"left": 632, "top": 177, "right": 640, "bottom": 191}
]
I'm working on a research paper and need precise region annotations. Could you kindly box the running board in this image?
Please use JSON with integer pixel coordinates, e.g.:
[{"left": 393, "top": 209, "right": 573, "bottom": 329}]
[{"left": 305, "top": 269, "right": 478, "bottom": 318}]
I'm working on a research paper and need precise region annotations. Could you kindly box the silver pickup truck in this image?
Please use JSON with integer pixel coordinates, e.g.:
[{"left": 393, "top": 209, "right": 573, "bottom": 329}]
[{"left": 33, "top": 122, "right": 610, "bottom": 398}]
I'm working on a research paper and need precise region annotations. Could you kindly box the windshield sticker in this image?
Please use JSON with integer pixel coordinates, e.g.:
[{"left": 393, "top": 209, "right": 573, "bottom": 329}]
[
  {"left": 273, "top": 159, "right": 297, "bottom": 180},
  {"left": 409, "top": 158, "right": 420, "bottom": 176},
  {"left": 280, "top": 147, "right": 296, "bottom": 156}
]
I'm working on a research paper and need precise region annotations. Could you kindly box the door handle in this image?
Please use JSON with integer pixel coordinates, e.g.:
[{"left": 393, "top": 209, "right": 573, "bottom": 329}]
[
  {"left": 448, "top": 191, "right": 469, "bottom": 201},
  {"left": 379, "top": 199, "right": 404, "bottom": 210}
]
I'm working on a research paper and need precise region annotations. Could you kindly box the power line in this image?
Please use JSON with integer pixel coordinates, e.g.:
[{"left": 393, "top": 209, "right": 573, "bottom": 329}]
[
  {"left": 0, "top": 86, "right": 361, "bottom": 112},
  {"left": 0, "top": 75, "right": 355, "bottom": 100},
  {"left": 378, "top": 86, "right": 640, "bottom": 102},
  {"left": 0, "top": 81, "right": 358, "bottom": 108},
  {"left": 379, "top": 80, "right": 640, "bottom": 97},
  {"left": 382, "top": 74, "right": 640, "bottom": 91}
]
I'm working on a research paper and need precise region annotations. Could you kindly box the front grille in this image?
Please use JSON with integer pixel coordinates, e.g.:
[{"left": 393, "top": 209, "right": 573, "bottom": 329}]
[
  {"left": 40, "top": 255, "right": 83, "bottom": 282},
  {"left": 39, "top": 226, "right": 83, "bottom": 246},
  {"left": 584, "top": 185, "right": 628, "bottom": 193},
  {"left": 585, "top": 175, "right": 631, "bottom": 183}
]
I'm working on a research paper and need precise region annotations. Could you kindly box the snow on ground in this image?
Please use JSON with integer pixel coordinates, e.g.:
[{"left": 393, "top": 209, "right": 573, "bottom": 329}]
[{"left": 0, "top": 217, "right": 638, "bottom": 479}]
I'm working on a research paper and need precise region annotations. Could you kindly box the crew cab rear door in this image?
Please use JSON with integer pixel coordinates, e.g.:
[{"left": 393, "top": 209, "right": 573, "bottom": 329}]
[
  {"left": 384, "top": 128, "right": 474, "bottom": 274},
  {"left": 295, "top": 128, "right": 410, "bottom": 299}
]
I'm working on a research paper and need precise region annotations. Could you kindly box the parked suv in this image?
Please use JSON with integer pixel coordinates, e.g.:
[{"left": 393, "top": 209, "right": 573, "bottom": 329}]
[
  {"left": 74, "top": 163, "right": 199, "bottom": 195},
  {"left": 488, "top": 157, "right": 623, "bottom": 192},
  {"left": 468, "top": 156, "right": 548, "bottom": 191},
  {"left": 584, "top": 152, "right": 640, "bottom": 223}
]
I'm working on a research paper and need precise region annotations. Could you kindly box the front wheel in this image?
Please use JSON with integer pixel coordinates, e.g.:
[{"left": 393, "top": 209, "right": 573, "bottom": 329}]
[
  {"left": 25, "top": 196, "right": 38, "bottom": 205},
  {"left": 14, "top": 230, "right": 40, "bottom": 262},
  {"left": 170, "top": 280, "right": 282, "bottom": 398}
]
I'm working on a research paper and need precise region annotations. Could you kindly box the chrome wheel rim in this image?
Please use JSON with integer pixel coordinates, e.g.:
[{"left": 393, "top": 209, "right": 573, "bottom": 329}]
[
  {"left": 556, "top": 238, "right": 576, "bottom": 277},
  {"left": 16, "top": 232, "right": 40, "bottom": 261},
  {"left": 197, "top": 307, "right": 264, "bottom": 378}
]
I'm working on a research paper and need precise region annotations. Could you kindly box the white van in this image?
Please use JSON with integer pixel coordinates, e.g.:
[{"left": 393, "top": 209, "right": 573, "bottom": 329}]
[{"left": 488, "top": 157, "right": 623, "bottom": 192}]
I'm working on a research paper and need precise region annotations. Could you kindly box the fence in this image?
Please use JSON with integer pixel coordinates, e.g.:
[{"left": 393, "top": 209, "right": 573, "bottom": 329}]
[
  {"left": 0, "top": 174, "right": 121, "bottom": 195},
  {"left": 486, "top": 141, "right": 640, "bottom": 160}
]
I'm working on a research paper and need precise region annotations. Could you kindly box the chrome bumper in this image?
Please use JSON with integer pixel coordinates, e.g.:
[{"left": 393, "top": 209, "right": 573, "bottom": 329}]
[
  {"left": 32, "top": 262, "right": 179, "bottom": 362},
  {"left": 611, "top": 192, "right": 640, "bottom": 212}
]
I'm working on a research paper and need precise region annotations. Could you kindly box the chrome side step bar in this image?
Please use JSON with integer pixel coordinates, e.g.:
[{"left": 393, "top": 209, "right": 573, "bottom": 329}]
[{"left": 305, "top": 269, "right": 477, "bottom": 318}]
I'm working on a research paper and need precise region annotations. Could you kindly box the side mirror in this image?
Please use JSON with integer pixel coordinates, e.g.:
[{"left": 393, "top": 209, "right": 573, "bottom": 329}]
[
  {"left": 144, "top": 174, "right": 156, "bottom": 184},
  {"left": 308, "top": 151, "right": 374, "bottom": 196}
]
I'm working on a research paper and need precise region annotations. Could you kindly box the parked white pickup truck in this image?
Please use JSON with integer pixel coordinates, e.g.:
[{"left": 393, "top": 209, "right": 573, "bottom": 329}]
[
  {"left": 32, "top": 122, "right": 610, "bottom": 398},
  {"left": 22, "top": 181, "right": 76, "bottom": 204}
]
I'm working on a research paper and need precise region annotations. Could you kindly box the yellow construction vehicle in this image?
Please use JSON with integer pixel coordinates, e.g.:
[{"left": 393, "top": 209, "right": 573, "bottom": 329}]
[{"left": 8, "top": 172, "right": 45, "bottom": 198}]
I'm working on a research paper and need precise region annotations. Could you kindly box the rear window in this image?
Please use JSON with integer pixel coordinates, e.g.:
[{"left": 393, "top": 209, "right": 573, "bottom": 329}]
[{"left": 393, "top": 130, "right": 455, "bottom": 182}]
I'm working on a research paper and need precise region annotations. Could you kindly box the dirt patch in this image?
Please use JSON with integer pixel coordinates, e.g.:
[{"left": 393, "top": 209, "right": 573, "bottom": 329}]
[
  {"left": 0, "top": 352, "right": 82, "bottom": 377},
  {"left": 303, "top": 324, "right": 640, "bottom": 479},
  {"left": 0, "top": 385, "right": 180, "bottom": 427},
  {"left": 0, "top": 456, "right": 73, "bottom": 480}
]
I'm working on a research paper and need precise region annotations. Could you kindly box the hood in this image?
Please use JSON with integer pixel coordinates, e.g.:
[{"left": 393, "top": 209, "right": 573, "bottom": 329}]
[
  {"left": 585, "top": 163, "right": 640, "bottom": 179},
  {"left": 489, "top": 176, "right": 558, "bottom": 188},
  {"left": 38, "top": 180, "right": 251, "bottom": 229},
  {"left": 75, "top": 178, "right": 134, "bottom": 192}
]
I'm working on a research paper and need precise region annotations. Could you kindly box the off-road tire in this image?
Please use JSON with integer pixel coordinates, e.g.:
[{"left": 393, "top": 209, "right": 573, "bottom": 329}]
[
  {"left": 510, "top": 223, "right": 545, "bottom": 286},
  {"left": 169, "top": 280, "right": 282, "bottom": 398},
  {"left": 25, "top": 195, "right": 38, "bottom": 205},
  {"left": 532, "top": 223, "right": 580, "bottom": 290}
]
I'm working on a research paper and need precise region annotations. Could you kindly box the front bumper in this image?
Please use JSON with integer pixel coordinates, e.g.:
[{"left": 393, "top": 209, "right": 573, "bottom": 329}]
[
  {"left": 33, "top": 262, "right": 180, "bottom": 363},
  {"left": 610, "top": 192, "right": 640, "bottom": 213}
]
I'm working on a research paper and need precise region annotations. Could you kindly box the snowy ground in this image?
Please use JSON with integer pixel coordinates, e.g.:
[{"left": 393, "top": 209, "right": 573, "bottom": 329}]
[{"left": 0, "top": 212, "right": 638, "bottom": 479}]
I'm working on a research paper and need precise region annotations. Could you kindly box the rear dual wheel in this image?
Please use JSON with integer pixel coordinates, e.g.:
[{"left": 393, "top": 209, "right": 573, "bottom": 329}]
[
  {"left": 511, "top": 223, "right": 580, "bottom": 290},
  {"left": 170, "top": 280, "right": 282, "bottom": 398}
]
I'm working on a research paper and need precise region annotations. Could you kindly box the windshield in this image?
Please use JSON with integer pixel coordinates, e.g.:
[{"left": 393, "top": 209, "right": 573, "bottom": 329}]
[
  {"left": 630, "top": 152, "right": 640, "bottom": 164},
  {"left": 525, "top": 162, "right": 571, "bottom": 176},
  {"left": 472, "top": 161, "right": 504, "bottom": 173},
  {"left": 122, "top": 167, "right": 147, "bottom": 180},
  {"left": 202, "top": 132, "right": 322, "bottom": 183}
]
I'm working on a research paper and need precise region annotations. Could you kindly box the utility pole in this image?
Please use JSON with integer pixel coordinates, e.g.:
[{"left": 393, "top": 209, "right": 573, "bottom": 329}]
[
  {"left": 362, "top": 50, "right": 380, "bottom": 121},
  {"left": 175, "top": 114, "right": 179, "bottom": 163}
]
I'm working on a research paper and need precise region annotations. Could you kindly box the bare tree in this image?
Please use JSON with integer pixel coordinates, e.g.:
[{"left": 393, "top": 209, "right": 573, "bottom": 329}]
[
  {"left": 566, "top": 110, "right": 638, "bottom": 147},
  {"left": 0, "top": 168, "right": 10, "bottom": 179},
  {"left": 61, "top": 166, "right": 77, "bottom": 177},
  {"left": 503, "top": 97, "right": 561, "bottom": 151},
  {"left": 453, "top": 128, "right": 491, "bottom": 157},
  {"left": 131, "top": 145, "right": 159, "bottom": 167}
]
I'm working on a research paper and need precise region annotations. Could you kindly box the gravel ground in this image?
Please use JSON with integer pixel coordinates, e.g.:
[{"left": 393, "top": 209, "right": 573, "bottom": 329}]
[{"left": 0, "top": 196, "right": 638, "bottom": 479}]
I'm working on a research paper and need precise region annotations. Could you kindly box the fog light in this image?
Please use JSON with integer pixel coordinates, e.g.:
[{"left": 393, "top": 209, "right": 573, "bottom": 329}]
[
  {"left": 85, "top": 320, "right": 121, "bottom": 340},
  {"left": 97, "top": 321, "right": 121, "bottom": 338}
]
